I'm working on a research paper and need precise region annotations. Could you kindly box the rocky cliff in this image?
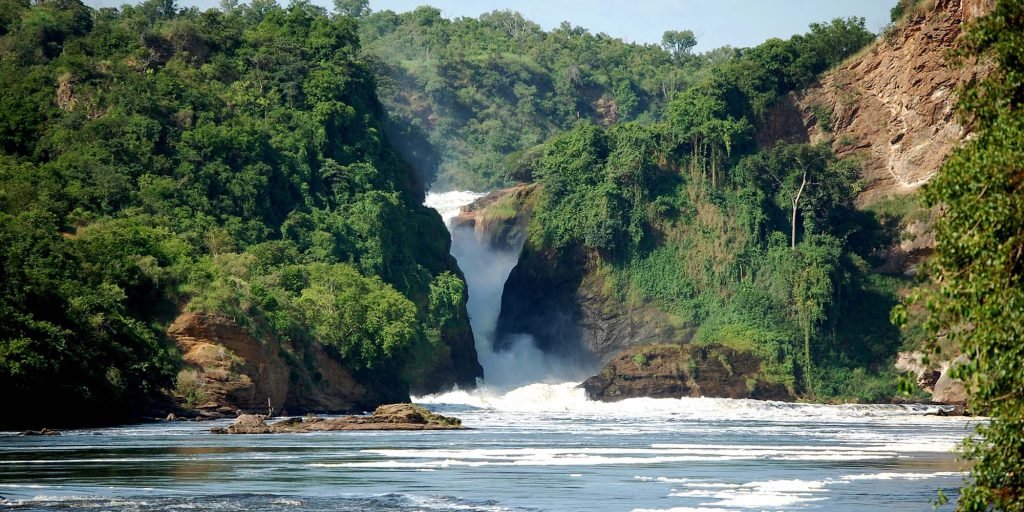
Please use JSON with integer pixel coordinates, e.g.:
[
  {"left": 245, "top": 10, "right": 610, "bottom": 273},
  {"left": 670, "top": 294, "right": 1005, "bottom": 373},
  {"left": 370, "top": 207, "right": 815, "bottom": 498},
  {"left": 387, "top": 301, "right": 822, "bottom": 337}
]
[
  {"left": 496, "top": 243, "right": 688, "bottom": 365},
  {"left": 764, "top": 0, "right": 992, "bottom": 207},
  {"left": 450, "top": 184, "right": 537, "bottom": 251},
  {"left": 464, "top": 186, "right": 688, "bottom": 365},
  {"left": 167, "top": 312, "right": 396, "bottom": 418}
]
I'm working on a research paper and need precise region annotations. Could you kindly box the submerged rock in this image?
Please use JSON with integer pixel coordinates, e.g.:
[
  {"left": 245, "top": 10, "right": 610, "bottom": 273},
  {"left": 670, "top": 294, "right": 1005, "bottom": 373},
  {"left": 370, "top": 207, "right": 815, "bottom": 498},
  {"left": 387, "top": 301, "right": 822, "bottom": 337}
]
[
  {"left": 211, "top": 404, "right": 463, "bottom": 434},
  {"left": 19, "top": 428, "right": 61, "bottom": 436}
]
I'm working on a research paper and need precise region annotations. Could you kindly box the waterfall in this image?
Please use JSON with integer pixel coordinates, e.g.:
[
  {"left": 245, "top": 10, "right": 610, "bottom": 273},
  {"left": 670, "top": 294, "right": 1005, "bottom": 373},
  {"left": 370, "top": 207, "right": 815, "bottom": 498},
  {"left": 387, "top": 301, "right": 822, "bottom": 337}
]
[{"left": 425, "top": 191, "right": 588, "bottom": 390}]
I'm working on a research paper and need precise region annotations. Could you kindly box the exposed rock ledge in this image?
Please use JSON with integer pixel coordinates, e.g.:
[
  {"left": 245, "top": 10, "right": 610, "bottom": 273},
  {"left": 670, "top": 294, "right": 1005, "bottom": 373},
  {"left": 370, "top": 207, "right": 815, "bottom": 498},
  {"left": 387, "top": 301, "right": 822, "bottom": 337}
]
[
  {"left": 211, "top": 404, "right": 463, "bottom": 434},
  {"left": 450, "top": 184, "right": 537, "bottom": 251},
  {"left": 581, "top": 344, "right": 793, "bottom": 402}
]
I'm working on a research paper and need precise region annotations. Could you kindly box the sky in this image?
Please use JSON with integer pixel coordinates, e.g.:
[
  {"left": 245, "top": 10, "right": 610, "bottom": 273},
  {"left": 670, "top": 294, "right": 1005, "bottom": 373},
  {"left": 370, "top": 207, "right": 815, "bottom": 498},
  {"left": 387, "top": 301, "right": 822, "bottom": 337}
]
[{"left": 82, "top": 0, "right": 898, "bottom": 52}]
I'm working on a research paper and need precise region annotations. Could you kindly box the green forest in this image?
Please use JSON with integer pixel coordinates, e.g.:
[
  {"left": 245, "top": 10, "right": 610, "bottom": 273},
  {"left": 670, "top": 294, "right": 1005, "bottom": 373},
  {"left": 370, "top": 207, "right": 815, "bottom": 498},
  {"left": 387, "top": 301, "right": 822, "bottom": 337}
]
[
  {"left": 0, "top": 0, "right": 478, "bottom": 426},
  {"left": 360, "top": 10, "right": 917, "bottom": 401},
  {"left": 2, "top": 0, "right": 1022, "bottom": 507},
  {"left": 358, "top": 8, "right": 916, "bottom": 401},
  {"left": 0, "top": 0, "right": 923, "bottom": 424}
]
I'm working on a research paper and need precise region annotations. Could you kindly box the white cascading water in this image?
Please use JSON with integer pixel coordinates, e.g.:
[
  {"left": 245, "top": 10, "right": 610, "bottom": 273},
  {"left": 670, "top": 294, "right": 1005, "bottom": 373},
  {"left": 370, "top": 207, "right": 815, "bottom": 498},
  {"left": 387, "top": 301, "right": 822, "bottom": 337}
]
[{"left": 423, "top": 191, "right": 590, "bottom": 393}]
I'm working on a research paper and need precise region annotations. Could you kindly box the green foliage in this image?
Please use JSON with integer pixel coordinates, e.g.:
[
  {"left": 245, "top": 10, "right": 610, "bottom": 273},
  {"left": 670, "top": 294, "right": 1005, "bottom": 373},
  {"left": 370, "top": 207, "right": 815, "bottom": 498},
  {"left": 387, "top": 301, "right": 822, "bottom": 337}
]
[
  {"left": 0, "top": 0, "right": 473, "bottom": 426},
  {"left": 524, "top": 17, "right": 899, "bottom": 401},
  {"left": 296, "top": 263, "right": 416, "bottom": 369},
  {"left": 905, "top": 1, "right": 1024, "bottom": 508},
  {"left": 662, "top": 30, "right": 697, "bottom": 58},
  {"left": 361, "top": 9, "right": 704, "bottom": 189},
  {"left": 631, "top": 352, "right": 648, "bottom": 369},
  {"left": 810, "top": 103, "right": 834, "bottom": 132},
  {"left": 174, "top": 369, "right": 207, "bottom": 408},
  {"left": 357, "top": 8, "right": 871, "bottom": 192},
  {"left": 333, "top": 0, "right": 369, "bottom": 18}
]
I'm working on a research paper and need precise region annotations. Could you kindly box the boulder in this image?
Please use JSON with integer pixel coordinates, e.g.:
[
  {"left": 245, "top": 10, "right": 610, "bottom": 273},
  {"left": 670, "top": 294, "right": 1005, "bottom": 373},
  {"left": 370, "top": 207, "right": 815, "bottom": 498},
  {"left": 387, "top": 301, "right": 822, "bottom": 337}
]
[
  {"left": 217, "top": 414, "right": 271, "bottom": 434},
  {"left": 372, "top": 403, "right": 426, "bottom": 424},
  {"left": 932, "top": 356, "right": 969, "bottom": 404}
]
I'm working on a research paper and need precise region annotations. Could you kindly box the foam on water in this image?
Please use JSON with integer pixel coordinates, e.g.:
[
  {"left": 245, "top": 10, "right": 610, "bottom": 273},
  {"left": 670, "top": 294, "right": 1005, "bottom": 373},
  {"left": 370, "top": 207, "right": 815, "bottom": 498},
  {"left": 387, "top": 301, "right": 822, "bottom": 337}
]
[
  {"left": 416, "top": 381, "right": 967, "bottom": 425},
  {"left": 633, "top": 471, "right": 969, "bottom": 511}
]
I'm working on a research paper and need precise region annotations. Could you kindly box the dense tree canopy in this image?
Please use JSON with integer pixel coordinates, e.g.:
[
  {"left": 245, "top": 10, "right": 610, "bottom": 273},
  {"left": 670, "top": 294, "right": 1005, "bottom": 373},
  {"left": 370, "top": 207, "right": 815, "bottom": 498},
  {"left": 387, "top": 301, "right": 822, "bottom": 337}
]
[
  {"left": 0, "top": 0, "right": 473, "bottom": 427},
  {"left": 358, "top": 11, "right": 872, "bottom": 191}
]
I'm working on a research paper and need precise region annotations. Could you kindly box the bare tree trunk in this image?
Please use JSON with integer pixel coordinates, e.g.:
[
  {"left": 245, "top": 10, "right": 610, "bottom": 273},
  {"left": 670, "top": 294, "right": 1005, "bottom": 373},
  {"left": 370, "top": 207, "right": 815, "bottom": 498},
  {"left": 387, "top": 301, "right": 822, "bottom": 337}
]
[
  {"left": 804, "top": 322, "right": 812, "bottom": 393},
  {"left": 791, "top": 169, "right": 808, "bottom": 249},
  {"left": 711, "top": 146, "right": 718, "bottom": 189}
]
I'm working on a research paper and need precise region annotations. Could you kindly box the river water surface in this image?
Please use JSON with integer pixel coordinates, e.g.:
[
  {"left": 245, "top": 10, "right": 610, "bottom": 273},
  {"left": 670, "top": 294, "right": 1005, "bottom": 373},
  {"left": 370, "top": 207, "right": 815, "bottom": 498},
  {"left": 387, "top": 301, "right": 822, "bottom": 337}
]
[{"left": 0, "top": 387, "right": 974, "bottom": 511}]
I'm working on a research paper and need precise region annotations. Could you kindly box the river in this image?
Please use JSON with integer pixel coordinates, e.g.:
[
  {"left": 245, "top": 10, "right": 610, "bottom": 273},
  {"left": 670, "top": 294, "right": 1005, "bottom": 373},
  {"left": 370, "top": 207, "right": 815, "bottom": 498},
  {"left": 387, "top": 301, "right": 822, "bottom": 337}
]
[
  {"left": 0, "top": 192, "right": 975, "bottom": 511},
  {"left": 0, "top": 388, "right": 974, "bottom": 511}
]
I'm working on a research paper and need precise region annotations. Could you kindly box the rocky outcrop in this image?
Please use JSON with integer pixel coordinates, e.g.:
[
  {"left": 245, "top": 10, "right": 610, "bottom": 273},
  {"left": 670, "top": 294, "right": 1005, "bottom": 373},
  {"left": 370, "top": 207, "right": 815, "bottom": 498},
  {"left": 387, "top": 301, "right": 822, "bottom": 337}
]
[
  {"left": 451, "top": 184, "right": 537, "bottom": 251},
  {"left": 212, "top": 404, "right": 463, "bottom": 434},
  {"left": 893, "top": 351, "right": 969, "bottom": 404},
  {"left": 894, "top": 351, "right": 942, "bottom": 393},
  {"left": 765, "top": 0, "right": 992, "bottom": 207},
  {"left": 456, "top": 185, "right": 681, "bottom": 365},
  {"left": 168, "top": 312, "right": 382, "bottom": 418},
  {"left": 481, "top": 186, "right": 690, "bottom": 365},
  {"left": 932, "top": 355, "right": 969, "bottom": 404},
  {"left": 19, "top": 428, "right": 61, "bottom": 436},
  {"left": 581, "top": 344, "right": 793, "bottom": 402}
]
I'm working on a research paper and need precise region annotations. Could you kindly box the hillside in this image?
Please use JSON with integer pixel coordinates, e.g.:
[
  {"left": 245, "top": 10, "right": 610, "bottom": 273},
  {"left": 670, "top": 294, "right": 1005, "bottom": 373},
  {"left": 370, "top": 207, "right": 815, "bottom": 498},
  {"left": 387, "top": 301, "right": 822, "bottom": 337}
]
[
  {"left": 0, "top": 0, "right": 479, "bottom": 428},
  {"left": 359, "top": 8, "right": 704, "bottom": 190},
  {"left": 477, "top": 1, "right": 987, "bottom": 403}
]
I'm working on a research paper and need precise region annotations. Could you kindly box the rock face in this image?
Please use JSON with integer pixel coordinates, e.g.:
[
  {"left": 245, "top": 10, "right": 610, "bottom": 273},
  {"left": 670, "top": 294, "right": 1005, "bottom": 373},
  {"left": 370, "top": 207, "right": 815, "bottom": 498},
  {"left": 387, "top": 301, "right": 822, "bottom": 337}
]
[
  {"left": 932, "top": 355, "right": 970, "bottom": 404},
  {"left": 212, "top": 404, "right": 463, "bottom": 434},
  {"left": 498, "top": 245, "right": 687, "bottom": 365},
  {"left": 168, "top": 312, "right": 388, "bottom": 418},
  {"left": 485, "top": 186, "right": 685, "bottom": 364},
  {"left": 581, "top": 344, "right": 793, "bottom": 402},
  {"left": 894, "top": 351, "right": 942, "bottom": 393},
  {"left": 450, "top": 184, "right": 537, "bottom": 251},
  {"left": 764, "top": 0, "right": 992, "bottom": 207}
]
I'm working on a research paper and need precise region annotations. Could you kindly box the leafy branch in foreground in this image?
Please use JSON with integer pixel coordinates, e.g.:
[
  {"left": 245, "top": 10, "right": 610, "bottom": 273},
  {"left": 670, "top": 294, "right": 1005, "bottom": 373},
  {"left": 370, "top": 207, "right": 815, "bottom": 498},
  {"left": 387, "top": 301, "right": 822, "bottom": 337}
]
[{"left": 899, "top": 0, "right": 1024, "bottom": 509}]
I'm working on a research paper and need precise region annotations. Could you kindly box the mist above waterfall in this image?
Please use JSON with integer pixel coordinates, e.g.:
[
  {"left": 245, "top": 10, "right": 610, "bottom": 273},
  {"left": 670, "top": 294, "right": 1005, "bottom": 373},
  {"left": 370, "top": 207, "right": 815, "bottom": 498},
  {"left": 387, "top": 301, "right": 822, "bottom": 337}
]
[{"left": 425, "top": 191, "right": 590, "bottom": 389}]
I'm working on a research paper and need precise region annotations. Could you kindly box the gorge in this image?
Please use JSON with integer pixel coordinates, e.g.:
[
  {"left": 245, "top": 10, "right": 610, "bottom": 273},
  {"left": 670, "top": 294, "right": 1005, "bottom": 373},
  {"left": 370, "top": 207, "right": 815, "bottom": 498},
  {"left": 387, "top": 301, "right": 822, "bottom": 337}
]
[{"left": 3, "top": 0, "right": 1016, "bottom": 508}]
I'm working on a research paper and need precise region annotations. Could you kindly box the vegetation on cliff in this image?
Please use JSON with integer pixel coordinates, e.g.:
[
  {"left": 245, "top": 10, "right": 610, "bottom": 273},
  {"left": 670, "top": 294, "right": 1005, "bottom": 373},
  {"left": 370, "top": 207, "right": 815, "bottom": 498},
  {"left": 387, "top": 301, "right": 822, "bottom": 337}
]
[
  {"left": 0, "top": 0, "right": 477, "bottom": 427},
  {"left": 896, "top": 0, "right": 1024, "bottom": 507},
  {"left": 510, "top": 19, "right": 910, "bottom": 401}
]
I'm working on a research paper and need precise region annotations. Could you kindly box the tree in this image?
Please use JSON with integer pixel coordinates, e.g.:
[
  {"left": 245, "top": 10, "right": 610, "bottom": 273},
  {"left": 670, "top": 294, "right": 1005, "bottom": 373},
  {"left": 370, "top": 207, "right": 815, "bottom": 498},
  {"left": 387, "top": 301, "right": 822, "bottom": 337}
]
[
  {"left": 667, "top": 84, "right": 752, "bottom": 188},
  {"left": 746, "top": 144, "right": 854, "bottom": 248},
  {"left": 332, "top": 0, "right": 368, "bottom": 18},
  {"left": 661, "top": 29, "right": 697, "bottom": 57},
  {"left": 906, "top": 1, "right": 1024, "bottom": 509}
]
